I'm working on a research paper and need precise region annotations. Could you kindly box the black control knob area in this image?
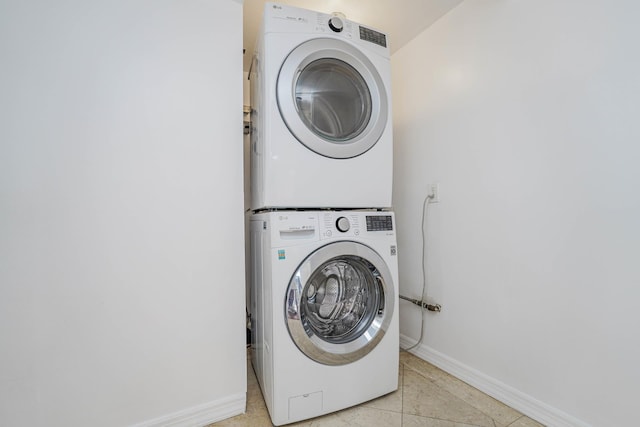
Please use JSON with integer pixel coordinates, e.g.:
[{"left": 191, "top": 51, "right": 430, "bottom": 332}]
[
  {"left": 328, "top": 16, "right": 344, "bottom": 33},
  {"left": 336, "top": 216, "right": 350, "bottom": 233}
]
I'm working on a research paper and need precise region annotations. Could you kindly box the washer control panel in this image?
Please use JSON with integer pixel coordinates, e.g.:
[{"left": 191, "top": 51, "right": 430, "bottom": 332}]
[
  {"left": 319, "top": 211, "right": 394, "bottom": 240},
  {"left": 336, "top": 216, "right": 350, "bottom": 232},
  {"left": 321, "top": 212, "right": 359, "bottom": 238},
  {"left": 365, "top": 215, "right": 393, "bottom": 231}
]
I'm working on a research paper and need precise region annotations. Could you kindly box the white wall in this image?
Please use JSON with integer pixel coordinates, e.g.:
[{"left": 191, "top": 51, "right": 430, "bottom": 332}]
[
  {"left": 392, "top": 1, "right": 640, "bottom": 426},
  {"left": 0, "top": 1, "right": 246, "bottom": 426}
]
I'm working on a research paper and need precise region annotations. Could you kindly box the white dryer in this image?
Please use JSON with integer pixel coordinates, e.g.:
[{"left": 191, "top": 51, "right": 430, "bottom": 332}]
[
  {"left": 249, "top": 210, "right": 399, "bottom": 426},
  {"left": 250, "top": 3, "right": 393, "bottom": 210}
]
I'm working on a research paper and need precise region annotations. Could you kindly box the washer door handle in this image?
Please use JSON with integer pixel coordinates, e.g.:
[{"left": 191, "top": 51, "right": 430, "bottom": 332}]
[{"left": 377, "top": 276, "right": 385, "bottom": 316}]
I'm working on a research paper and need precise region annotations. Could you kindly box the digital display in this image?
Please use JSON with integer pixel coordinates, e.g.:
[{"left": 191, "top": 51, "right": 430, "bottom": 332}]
[
  {"left": 366, "top": 215, "right": 393, "bottom": 231},
  {"left": 359, "top": 26, "right": 387, "bottom": 48}
]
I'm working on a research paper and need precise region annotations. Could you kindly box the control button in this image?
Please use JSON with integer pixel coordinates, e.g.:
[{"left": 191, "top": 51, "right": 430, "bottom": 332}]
[
  {"left": 325, "top": 230, "right": 332, "bottom": 237},
  {"left": 336, "top": 217, "right": 350, "bottom": 232},
  {"left": 328, "top": 16, "right": 343, "bottom": 32}
]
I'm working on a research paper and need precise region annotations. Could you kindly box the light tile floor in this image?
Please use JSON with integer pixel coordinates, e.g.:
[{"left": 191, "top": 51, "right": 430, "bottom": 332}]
[{"left": 210, "top": 351, "right": 545, "bottom": 427}]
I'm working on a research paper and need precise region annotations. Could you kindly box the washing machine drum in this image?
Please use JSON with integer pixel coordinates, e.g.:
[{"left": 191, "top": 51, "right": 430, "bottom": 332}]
[
  {"left": 277, "top": 38, "right": 388, "bottom": 159},
  {"left": 286, "top": 241, "right": 394, "bottom": 365}
]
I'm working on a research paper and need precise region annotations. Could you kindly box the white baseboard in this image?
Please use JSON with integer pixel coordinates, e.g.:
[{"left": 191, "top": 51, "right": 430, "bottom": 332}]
[
  {"left": 130, "top": 392, "right": 246, "bottom": 427},
  {"left": 399, "top": 334, "right": 590, "bottom": 427}
]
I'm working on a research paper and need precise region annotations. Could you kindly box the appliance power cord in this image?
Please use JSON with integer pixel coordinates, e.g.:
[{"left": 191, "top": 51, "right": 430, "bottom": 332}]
[{"left": 401, "top": 192, "right": 439, "bottom": 352}]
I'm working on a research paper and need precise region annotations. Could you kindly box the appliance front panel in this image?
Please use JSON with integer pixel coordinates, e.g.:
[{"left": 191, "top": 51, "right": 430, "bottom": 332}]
[{"left": 251, "top": 27, "right": 393, "bottom": 210}]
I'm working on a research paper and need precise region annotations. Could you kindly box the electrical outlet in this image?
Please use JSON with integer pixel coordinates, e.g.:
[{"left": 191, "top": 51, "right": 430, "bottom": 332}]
[{"left": 429, "top": 183, "right": 440, "bottom": 203}]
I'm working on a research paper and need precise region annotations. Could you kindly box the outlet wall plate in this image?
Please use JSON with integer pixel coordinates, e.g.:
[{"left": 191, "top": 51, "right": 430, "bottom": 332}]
[{"left": 429, "top": 183, "right": 440, "bottom": 203}]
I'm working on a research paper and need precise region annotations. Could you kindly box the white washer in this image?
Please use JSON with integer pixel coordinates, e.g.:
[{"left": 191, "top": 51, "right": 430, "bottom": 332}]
[
  {"left": 249, "top": 210, "right": 399, "bottom": 426},
  {"left": 250, "top": 3, "right": 393, "bottom": 210}
]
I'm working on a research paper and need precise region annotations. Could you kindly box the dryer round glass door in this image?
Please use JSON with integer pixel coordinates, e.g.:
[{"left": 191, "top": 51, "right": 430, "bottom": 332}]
[
  {"left": 295, "top": 58, "right": 372, "bottom": 143},
  {"left": 277, "top": 38, "right": 388, "bottom": 159},
  {"left": 285, "top": 241, "right": 395, "bottom": 365}
]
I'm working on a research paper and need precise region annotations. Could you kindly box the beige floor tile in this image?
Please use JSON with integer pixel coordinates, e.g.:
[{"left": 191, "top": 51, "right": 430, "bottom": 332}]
[
  {"left": 401, "top": 352, "right": 464, "bottom": 385},
  {"left": 507, "top": 416, "right": 545, "bottom": 427},
  {"left": 208, "top": 414, "right": 273, "bottom": 427},
  {"left": 420, "top": 371, "right": 520, "bottom": 426},
  {"left": 246, "top": 384, "right": 267, "bottom": 415},
  {"left": 245, "top": 362, "right": 267, "bottom": 409},
  {"left": 401, "top": 352, "right": 521, "bottom": 427},
  {"left": 290, "top": 406, "right": 402, "bottom": 427},
  {"left": 362, "top": 363, "right": 404, "bottom": 413},
  {"left": 403, "top": 414, "right": 489, "bottom": 427},
  {"left": 214, "top": 350, "right": 530, "bottom": 427},
  {"left": 402, "top": 369, "right": 495, "bottom": 427},
  {"left": 210, "top": 362, "right": 271, "bottom": 426}
]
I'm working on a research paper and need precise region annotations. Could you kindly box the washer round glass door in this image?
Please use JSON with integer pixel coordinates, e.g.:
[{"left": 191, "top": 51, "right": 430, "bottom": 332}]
[
  {"left": 277, "top": 38, "right": 388, "bottom": 159},
  {"left": 285, "top": 241, "right": 394, "bottom": 365}
]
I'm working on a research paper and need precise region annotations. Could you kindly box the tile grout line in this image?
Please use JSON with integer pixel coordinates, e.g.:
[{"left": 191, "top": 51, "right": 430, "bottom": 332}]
[
  {"left": 228, "top": 352, "right": 532, "bottom": 427},
  {"left": 505, "top": 415, "right": 525, "bottom": 427},
  {"left": 400, "top": 361, "right": 404, "bottom": 426},
  {"left": 402, "top": 356, "right": 504, "bottom": 427},
  {"left": 402, "top": 355, "right": 524, "bottom": 427}
]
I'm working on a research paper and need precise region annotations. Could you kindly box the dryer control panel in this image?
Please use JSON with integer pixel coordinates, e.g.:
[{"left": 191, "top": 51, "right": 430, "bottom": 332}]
[
  {"left": 264, "top": 3, "right": 390, "bottom": 54},
  {"left": 359, "top": 26, "right": 387, "bottom": 48},
  {"left": 313, "top": 10, "right": 356, "bottom": 39}
]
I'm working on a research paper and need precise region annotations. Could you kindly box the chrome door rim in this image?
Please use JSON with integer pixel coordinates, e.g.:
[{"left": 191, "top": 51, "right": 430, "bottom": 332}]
[
  {"left": 285, "top": 241, "right": 394, "bottom": 365},
  {"left": 277, "top": 38, "right": 388, "bottom": 159}
]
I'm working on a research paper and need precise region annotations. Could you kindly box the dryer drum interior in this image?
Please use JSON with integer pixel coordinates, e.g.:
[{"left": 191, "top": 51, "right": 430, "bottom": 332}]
[
  {"left": 294, "top": 58, "right": 372, "bottom": 142},
  {"left": 286, "top": 241, "right": 395, "bottom": 365}
]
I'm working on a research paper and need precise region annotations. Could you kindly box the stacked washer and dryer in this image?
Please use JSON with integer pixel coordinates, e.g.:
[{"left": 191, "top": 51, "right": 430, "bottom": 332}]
[{"left": 248, "top": 3, "right": 398, "bottom": 425}]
